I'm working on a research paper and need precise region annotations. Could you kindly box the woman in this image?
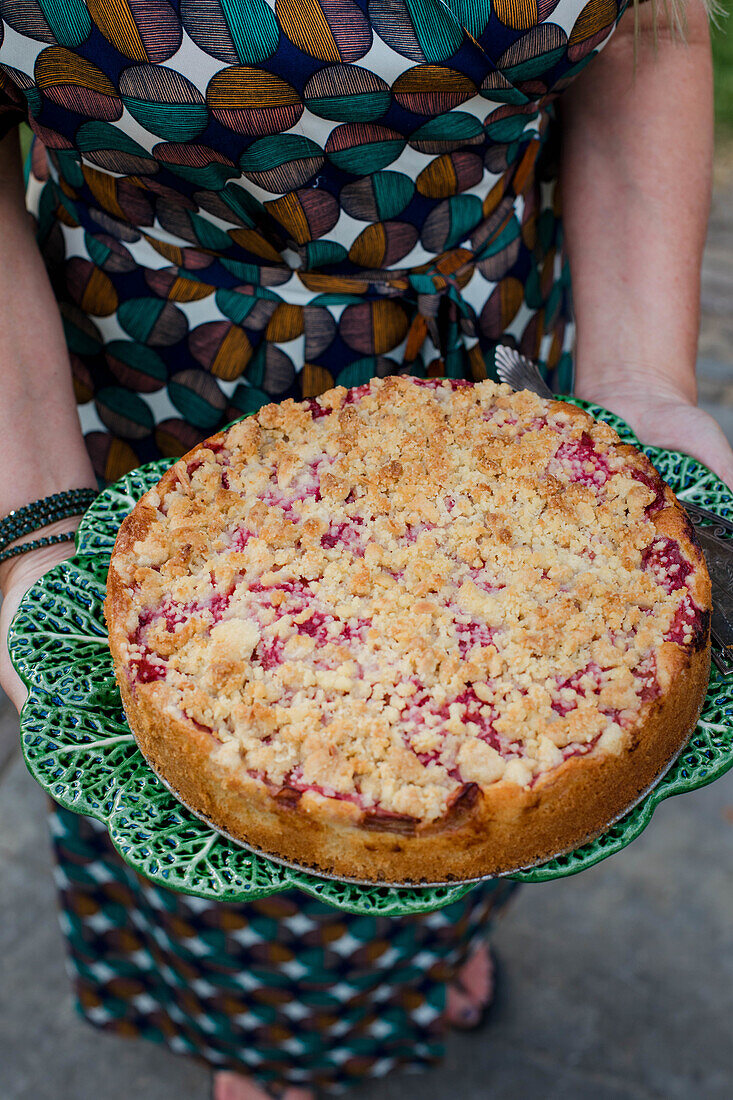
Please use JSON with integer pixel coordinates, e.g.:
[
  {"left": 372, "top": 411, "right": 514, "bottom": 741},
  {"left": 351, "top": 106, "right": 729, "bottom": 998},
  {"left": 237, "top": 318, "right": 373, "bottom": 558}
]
[{"left": 0, "top": 1, "right": 730, "bottom": 1097}]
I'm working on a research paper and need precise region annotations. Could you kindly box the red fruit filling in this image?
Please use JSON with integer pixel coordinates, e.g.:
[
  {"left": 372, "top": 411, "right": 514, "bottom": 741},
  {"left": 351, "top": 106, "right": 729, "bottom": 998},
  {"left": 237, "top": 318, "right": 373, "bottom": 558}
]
[
  {"left": 411, "top": 377, "right": 472, "bottom": 390},
  {"left": 130, "top": 654, "right": 167, "bottom": 683},
  {"left": 321, "top": 517, "right": 364, "bottom": 552},
  {"left": 231, "top": 528, "right": 252, "bottom": 551},
  {"left": 552, "top": 656, "right": 660, "bottom": 721},
  {"left": 187, "top": 444, "right": 230, "bottom": 487},
  {"left": 256, "top": 637, "right": 285, "bottom": 671},
  {"left": 631, "top": 468, "right": 666, "bottom": 515},
  {"left": 343, "top": 381, "right": 376, "bottom": 403},
  {"left": 131, "top": 589, "right": 236, "bottom": 684},
  {"left": 633, "top": 654, "right": 658, "bottom": 704},
  {"left": 278, "top": 766, "right": 366, "bottom": 806},
  {"left": 207, "top": 591, "right": 233, "bottom": 623},
  {"left": 552, "top": 431, "right": 612, "bottom": 488},
  {"left": 455, "top": 620, "right": 496, "bottom": 658},
  {"left": 641, "top": 536, "right": 691, "bottom": 592},
  {"left": 248, "top": 588, "right": 370, "bottom": 670},
  {"left": 552, "top": 662, "right": 602, "bottom": 716},
  {"left": 401, "top": 682, "right": 500, "bottom": 771},
  {"left": 667, "top": 593, "right": 702, "bottom": 646},
  {"left": 306, "top": 398, "right": 331, "bottom": 419},
  {"left": 456, "top": 685, "right": 499, "bottom": 746},
  {"left": 262, "top": 468, "right": 323, "bottom": 511},
  {"left": 293, "top": 609, "right": 334, "bottom": 645},
  {"left": 640, "top": 536, "right": 706, "bottom": 646}
]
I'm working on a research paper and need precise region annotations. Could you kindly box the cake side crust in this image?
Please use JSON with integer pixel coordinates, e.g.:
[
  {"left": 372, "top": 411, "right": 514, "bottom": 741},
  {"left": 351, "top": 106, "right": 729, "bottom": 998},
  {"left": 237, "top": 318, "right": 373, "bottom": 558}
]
[{"left": 110, "top": 626, "right": 710, "bottom": 883}]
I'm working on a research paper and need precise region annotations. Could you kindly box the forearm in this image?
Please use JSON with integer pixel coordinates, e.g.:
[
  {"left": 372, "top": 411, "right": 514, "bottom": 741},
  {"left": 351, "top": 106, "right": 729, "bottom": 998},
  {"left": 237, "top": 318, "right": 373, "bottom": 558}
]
[
  {"left": 0, "top": 130, "right": 95, "bottom": 502},
  {"left": 0, "top": 129, "right": 95, "bottom": 588},
  {"left": 560, "top": 1, "right": 713, "bottom": 404}
]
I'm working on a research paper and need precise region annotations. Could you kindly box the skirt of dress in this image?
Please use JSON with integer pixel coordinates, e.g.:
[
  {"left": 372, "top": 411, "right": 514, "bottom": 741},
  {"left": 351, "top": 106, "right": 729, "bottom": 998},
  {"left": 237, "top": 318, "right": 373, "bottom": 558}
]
[
  {"left": 51, "top": 804, "right": 518, "bottom": 1093},
  {"left": 31, "top": 110, "right": 569, "bottom": 1095}
]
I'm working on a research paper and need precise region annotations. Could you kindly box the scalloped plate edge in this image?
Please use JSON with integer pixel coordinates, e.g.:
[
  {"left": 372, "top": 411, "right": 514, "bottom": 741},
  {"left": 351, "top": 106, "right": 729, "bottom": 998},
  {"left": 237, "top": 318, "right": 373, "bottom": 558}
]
[{"left": 9, "top": 403, "right": 733, "bottom": 908}]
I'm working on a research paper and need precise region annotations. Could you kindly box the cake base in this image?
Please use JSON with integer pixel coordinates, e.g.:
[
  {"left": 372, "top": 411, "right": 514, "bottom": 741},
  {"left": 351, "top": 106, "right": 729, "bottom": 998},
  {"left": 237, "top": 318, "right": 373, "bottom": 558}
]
[{"left": 114, "top": 638, "right": 710, "bottom": 884}]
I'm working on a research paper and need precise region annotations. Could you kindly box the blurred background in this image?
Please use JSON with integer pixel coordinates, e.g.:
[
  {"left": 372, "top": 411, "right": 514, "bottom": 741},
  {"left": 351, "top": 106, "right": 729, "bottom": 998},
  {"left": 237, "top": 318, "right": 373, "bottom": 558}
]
[{"left": 2, "top": 21, "right": 733, "bottom": 1100}]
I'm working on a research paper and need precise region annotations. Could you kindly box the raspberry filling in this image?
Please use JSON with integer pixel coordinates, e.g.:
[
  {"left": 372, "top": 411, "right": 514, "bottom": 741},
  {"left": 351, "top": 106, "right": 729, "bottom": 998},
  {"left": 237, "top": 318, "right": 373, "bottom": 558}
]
[
  {"left": 321, "top": 517, "right": 364, "bottom": 552},
  {"left": 667, "top": 593, "right": 702, "bottom": 646},
  {"left": 244, "top": 580, "right": 371, "bottom": 674},
  {"left": 402, "top": 683, "right": 500, "bottom": 768},
  {"left": 455, "top": 620, "right": 496, "bottom": 659},
  {"left": 640, "top": 536, "right": 706, "bottom": 646},
  {"left": 261, "top": 459, "right": 325, "bottom": 509},
  {"left": 186, "top": 443, "right": 231, "bottom": 488},
  {"left": 552, "top": 655, "right": 660, "bottom": 739},
  {"left": 552, "top": 662, "right": 603, "bottom": 717},
  {"left": 132, "top": 654, "right": 167, "bottom": 683},
  {"left": 632, "top": 468, "right": 667, "bottom": 515},
  {"left": 305, "top": 398, "right": 331, "bottom": 419},
  {"left": 552, "top": 431, "right": 613, "bottom": 488},
  {"left": 641, "top": 536, "right": 692, "bottom": 592},
  {"left": 278, "top": 767, "right": 366, "bottom": 806},
  {"left": 633, "top": 654, "right": 659, "bottom": 704},
  {"left": 131, "top": 589, "right": 235, "bottom": 682}
]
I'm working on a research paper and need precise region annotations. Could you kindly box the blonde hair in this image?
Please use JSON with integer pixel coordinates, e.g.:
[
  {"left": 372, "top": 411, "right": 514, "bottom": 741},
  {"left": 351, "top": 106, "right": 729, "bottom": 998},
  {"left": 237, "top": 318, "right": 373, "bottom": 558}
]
[{"left": 634, "top": 0, "right": 725, "bottom": 40}]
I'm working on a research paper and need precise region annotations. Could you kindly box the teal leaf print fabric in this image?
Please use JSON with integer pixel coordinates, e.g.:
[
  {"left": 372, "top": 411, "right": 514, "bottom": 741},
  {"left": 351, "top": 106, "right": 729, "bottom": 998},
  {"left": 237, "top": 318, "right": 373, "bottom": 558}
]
[
  {"left": 0, "top": 2, "right": 629, "bottom": 1089},
  {"left": 0, "top": 2, "right": 629, "bottom": 479},
  {"left": 0, "top": 0, "right": 628, "bottom": 480}
]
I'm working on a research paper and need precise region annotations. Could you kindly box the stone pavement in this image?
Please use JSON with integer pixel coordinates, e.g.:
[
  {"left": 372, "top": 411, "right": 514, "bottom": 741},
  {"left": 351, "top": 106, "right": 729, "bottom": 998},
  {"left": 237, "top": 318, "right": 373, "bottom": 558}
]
[{"left": 2, "top": 174, "right": 733, "bottom": 1100}]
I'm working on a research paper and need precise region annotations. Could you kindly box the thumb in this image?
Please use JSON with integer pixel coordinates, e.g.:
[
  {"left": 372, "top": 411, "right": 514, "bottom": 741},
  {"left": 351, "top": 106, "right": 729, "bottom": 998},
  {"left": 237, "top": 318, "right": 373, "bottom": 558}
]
[{"left": 0, "top": 591, "right": 30, "bottom": 713}]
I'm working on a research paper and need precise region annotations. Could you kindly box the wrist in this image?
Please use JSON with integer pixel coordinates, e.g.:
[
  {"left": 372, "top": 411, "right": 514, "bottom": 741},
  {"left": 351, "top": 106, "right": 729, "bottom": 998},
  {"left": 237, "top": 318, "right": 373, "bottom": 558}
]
[
  {"left": 0, "top": 516, "right": 82, "bottom": 594},
  {"left": 0, "top": 456, "right": 97, "bottom": 521},
  {"left": 574, "top": 362, "right": 697, "bottom": 410}
]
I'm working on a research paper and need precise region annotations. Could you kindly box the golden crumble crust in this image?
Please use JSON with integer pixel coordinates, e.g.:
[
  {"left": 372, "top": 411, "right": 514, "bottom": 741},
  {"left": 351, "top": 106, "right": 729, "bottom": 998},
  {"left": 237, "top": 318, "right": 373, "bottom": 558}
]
[{"left": 105, "top": 378, "right": 711, "bottom": 882}]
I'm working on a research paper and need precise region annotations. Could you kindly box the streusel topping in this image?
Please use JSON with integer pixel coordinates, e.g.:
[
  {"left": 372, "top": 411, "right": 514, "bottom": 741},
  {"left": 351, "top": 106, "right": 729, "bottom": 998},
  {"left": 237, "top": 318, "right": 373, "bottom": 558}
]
[{"left": 113, "top": 378, "right": 705, "bottom": 822}]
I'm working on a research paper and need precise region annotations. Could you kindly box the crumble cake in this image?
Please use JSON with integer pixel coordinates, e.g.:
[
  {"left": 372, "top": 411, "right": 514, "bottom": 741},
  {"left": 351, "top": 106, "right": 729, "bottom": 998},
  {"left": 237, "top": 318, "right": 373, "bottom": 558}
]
[{"left": 105, "top": 377, "right": 711, "bottom": 882}]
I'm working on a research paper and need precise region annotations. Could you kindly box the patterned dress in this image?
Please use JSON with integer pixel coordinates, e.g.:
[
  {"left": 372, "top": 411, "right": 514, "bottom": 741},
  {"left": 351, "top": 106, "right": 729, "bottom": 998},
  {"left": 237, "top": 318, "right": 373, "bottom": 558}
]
[{"left": 0, "top": 0, "right": 628, "bottom": 1092}]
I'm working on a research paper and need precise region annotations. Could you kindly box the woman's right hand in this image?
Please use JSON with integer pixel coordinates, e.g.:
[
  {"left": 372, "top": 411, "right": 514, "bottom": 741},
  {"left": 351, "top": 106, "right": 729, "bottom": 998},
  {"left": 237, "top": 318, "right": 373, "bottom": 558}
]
[{"left": 0, "top": 520, "right": 82, "bottom": 712}]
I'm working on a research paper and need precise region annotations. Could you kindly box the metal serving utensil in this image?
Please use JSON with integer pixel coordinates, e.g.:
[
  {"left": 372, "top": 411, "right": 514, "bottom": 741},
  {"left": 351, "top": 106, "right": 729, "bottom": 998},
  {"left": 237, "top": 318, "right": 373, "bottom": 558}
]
[{"left": 494, "top": 344, "right": 733, "bottom": 675}]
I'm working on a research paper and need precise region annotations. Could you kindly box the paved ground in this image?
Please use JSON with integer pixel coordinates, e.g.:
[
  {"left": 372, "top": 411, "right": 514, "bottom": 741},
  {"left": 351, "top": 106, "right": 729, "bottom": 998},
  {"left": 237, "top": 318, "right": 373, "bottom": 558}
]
[{"left": 2, "top": 170, "right": 733, "bottom": 1100}]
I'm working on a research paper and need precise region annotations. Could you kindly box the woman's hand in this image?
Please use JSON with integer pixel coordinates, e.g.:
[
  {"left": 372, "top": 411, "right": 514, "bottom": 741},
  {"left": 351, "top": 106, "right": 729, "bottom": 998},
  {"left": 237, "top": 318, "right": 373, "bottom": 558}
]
[
  {"left": 561, "top": 0, "right": 718, "bottom": 492},
  {"left": 575, "top": 378, "right": 733, "bottom": 492},
  {"left": 0, "top": 519, "right": 82, "bottom": 712}
]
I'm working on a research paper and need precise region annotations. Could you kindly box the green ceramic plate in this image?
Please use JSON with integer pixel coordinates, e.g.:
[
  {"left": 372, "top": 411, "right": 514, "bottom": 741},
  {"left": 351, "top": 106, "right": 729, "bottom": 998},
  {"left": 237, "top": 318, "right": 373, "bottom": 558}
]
[{"left": 9, "top": 400, "right": 733, "bottom": 914}]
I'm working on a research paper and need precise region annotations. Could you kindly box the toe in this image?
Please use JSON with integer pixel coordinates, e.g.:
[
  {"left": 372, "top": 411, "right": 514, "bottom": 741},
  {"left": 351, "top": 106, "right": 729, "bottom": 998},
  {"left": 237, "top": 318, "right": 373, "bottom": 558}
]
[
  {"left": 456, "top": 942, "right": 494, "bottom": 1008},
  {"left": 445, "top": 982, "right": 483, "bottom": 1028},
  {"left": 213, "top": 1072, "right": 315, "bottom": 1100}
]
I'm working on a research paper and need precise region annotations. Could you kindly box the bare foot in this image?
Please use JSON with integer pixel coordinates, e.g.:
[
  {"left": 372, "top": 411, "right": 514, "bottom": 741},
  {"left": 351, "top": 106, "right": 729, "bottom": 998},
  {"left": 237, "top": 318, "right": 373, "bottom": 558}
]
[
  {"left": 445, "top": 942, "right": 495, "bottom": 1029},
  {"left": 213, "top": 1071, "right": 314, "bottom": 1100}
]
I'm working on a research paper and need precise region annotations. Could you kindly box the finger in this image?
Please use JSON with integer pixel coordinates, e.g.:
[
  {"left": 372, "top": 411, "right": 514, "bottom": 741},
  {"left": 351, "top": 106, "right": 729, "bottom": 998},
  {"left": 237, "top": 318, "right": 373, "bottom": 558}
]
[
  {"left": 648, "top": 420, "right": 733, "bottom": 491},
  {"left": 0, "top": 656, "right": 28, "bottom": 713}
]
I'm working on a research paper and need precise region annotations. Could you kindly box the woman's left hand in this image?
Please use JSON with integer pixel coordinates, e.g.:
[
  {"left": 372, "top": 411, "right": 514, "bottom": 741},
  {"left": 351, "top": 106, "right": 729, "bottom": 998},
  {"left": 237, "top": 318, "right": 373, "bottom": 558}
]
[{"left": 0, "top": 522, "right": 81, "bottom": 713}]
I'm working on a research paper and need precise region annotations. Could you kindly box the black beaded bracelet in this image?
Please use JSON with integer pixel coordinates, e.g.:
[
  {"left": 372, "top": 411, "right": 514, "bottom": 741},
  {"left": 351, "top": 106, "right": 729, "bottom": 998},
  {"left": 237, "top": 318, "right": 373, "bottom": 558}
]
[
  {"left": 0, "top": 531, "right": 77, "bottom": 567},
  {"left": 0, "top": 488, "right": 98, "bottom": 554}
]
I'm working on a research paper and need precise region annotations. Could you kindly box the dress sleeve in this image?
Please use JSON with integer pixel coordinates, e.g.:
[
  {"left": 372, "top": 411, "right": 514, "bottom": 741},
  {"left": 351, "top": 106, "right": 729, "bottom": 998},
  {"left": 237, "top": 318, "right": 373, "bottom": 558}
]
[{"left": 0, "top": 70, "right": 27, "bottom": 140}]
